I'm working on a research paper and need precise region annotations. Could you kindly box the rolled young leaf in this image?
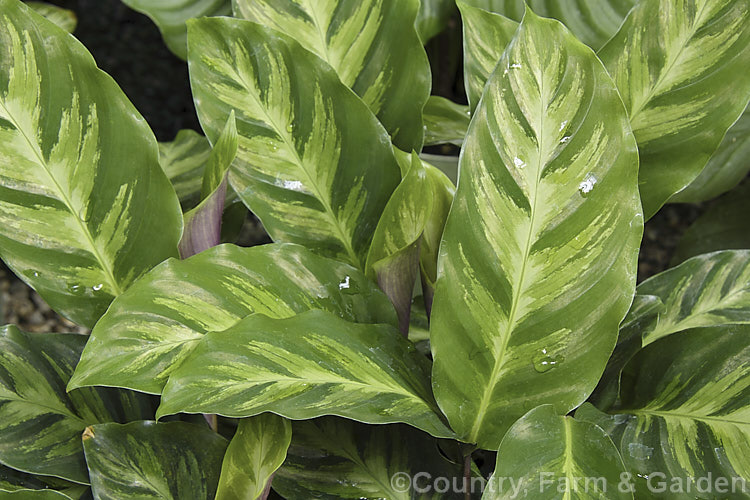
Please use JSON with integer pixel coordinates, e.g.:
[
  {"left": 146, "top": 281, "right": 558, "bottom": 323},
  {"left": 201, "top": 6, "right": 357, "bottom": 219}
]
[
  {"left": 158, "top": 310, "right": 455, "bottom": 439},
  {"left": 158, "top": 129, "right": 212, "bottom": 210},
  {"left": 423, "top": 96, "right": 471, "bottom": 146},
  {"left": 82, "top": 421, "right": 228, "bottom": 500},
  {"left": 598, "top": 0, "right": 750, "bottom": 218},
  {"left": 68, "top": 243, "right": 397, "bottom": 394},
  {"left": 430, "top": 9, "right": 642, "bottom": 449},
  {"left": 0, "top": 1, "right": 183, "bottom": 328},
  {"left": 215, "top": 415, "right": 291, "bottom": 500},
  {"left": 0, "top": 327, "right": 154, "bottom": 484},
  {"left": 120, "top": 0, "right": 231, "bottom": 60},
  {"left": 232, "top": 0, "right": 431, "bottom": 151},
  {"left": 187, "top": 17, "right": 401, "bottom": 269},
  {"left": 482, "top": 405, "right": 632, "bottom": 500},
  {"left": 25, "top": 2, "right": 76, "bottom": 32}
]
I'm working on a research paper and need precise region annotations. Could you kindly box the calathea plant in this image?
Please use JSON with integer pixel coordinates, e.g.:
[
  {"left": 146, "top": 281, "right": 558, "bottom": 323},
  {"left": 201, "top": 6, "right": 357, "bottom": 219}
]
[{"left": 1, "top": 0, "right": 750, "bottom": 498}]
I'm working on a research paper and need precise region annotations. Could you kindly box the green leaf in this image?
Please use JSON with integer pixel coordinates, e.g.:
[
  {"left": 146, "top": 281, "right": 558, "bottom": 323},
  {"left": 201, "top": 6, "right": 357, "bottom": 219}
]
[
  {"left": 231, "top": 0, "right": 431, "bottom": 151},
  {"left": 579, "top": 325, "right": 750, "bottom": 498},
  {"left": 673, "top": 183, "right": 750, "bottom": 263},
  {"left": 367, "top": 152, "right": 433, "bottom": 334},
  {"left": 673, "top": 105, "right": 750, "bottom": 203},
  {"left": 598, "top": 0, "right": 750, "bottom": 219},
  {"left": 120, "top": 0, "right": 231, "bottom": 60},
  {"left": 272, "top": 417, "right": 465, "bottom": 500},
  {"left": 430, "top": 9, "right": 642, "bottom": 449},
  {"left": 420, "top": 153, "right": 458, "bottom": 185},
  {"left": 216, "top": 415, "right": 291, "bottom": 500},
  {"left": 158, "top": 310, "right": 455, "bottom": 439},
  {"left": 82, "top": 421, "right": 228, "bottom": 500},
  {"left": 482, "top": 405, "right": 632, "bottom": 500},
  {"left": 0, "top": 327, "right": 154, "bottom": 484},
  {"left": 0, "top": 490, "right": 71, "bottom": 499},
  {"left": 637, "top": 250, "right": 750, "bottom": 346},
  {"left": 0, "top": 1, "right": 183, "bottom": 328},
  {"left": 187, "top": 17, "right": 401, "bottom": 269},
  {"left": 159, "top": 129, "right": 212, "bottom": 210},
  {"left": 25, "top": 2, "right": 76, "bottom": 32},
  {"left": 416, "top": 0, "right": 457, "bottom": 43},
  {"left": 423, "top": 96, "right": 471, "bottom": 146},
  {"left": 68, "top": 243, "right": 397, "bottom": 395}
]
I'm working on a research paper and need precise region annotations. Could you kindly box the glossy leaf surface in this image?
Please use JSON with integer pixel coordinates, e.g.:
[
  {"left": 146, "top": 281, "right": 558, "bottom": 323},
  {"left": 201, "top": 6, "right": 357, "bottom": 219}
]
[
  {"left": 599, "top": 0, "right": 750, "bottom": 218},
  {"left": 68, "top": 243, "right": 396, "bottom": 394},
  {"left": 25, "top": 2, "right": 76, "bottom": 32},
  {"left": 430, "top": 10, "right": 642, "bottom": 449},
  {"left": 231, "top": 0, "right": 430, "bottom": 151},
  {"left": 0, "top": 1, "right": 183, "bottom": 327},
  {"left": 158, "top": 310, "right": 454, "bottom": 439},
  {"left": 188, "top": 17, "right": 401, "bottom": 269},
  {"left": 423, "top": 96, "right": 471, "bottom": 146}
]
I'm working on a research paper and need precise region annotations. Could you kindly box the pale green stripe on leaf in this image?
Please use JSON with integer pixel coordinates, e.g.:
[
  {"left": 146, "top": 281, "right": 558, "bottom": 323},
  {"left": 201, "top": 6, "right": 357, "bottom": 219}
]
[
  {"left": 159, "top": 130, "right": 212, "bottom": 210},
  {"left": 430, "top": 9, "right": 642, "bottom": 449}
]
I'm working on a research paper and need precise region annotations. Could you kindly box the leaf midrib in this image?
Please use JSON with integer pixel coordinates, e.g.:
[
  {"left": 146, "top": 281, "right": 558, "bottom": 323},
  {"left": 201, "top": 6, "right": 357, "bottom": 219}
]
[{"left": 615, "top": 408, "right": 750, "bottom": 428}]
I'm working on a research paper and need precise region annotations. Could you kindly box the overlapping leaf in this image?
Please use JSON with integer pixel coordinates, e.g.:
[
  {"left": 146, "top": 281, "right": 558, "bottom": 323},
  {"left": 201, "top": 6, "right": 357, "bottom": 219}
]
[
  {"left": 25, "top": 2, "right": 76, "bottom": 32},
  {"left": 416, "top": 0, "right": 457, "bottom": 43},
  {"left": 423, "top": 96, "right": 471, "bottom": 146},
  {"left": 273, "top": 417, "right": 465, "bottom": 500},
  {"left": 216, "top": 415, "right": 291, "bottom": 500},
  {"left": 577, "top": 325, "right": 750, "bottom": 498},
  {"left": 0, "top": 464, "right": 85, "bottom": 498},
  {"left": 158, "top": 310, "right": 454, "bottom": 439},
  {"left": 82, "top": 421, "right": 228, "bottom": 500},
  {"left": 0, "top": 1, "right": 183, "bottom": 328},
  {"left": 187, "top": 17, "right": 401, "bottom": 269},
  {"left": 159, "top": 129, "right": 212, "bottom": 210},
  {"left": 68, "top": 243, "right": 396, "bottom": 394},
  {"left": 599, "top": 0, "right": 750, "bottom": 218},
  {"left": 231, "top": 0, "right": 431, "bottom": 151},
  {"left": 430, "top": 10, "right": 642, "bottom": 449},
  {"left": 0, "top": 327, "right": 154, "bottom": 484},
  {"left": 483, "top": 405, "right": 632, "bottom": 499},
  {"left": 120, "top": 0, "right": 231, "bottom": 59},
  {"left": 638, "top": 250, "right": 750, "bottom": 346}
]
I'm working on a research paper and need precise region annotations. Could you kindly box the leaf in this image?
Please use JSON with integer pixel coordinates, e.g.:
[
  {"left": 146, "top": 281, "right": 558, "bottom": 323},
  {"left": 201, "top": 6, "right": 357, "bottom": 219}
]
[
  {"left": 457, "top": 0, "right": 518, "bottom": 112},
  {"left": 178, "top": 111, "right": 238, "bottom": 257},
  {"left": 0, "top": 327, "right": 154, "bottom": 484},
  {"left": 68, "top": 243, "right": 397, "bottom": 395},
  {"left": 598, "top": 0, "right": 750, "bottom": 219},
  {"left": 120, "top": 0, "right": 231, "bottom": 59},
  {"left": 578, "top": 325, "right": 750, "bottom": 498},
  {"left": 25, "top": 2, "right": 76, "bottom": 32},
  {"left": 638, "top": 250, "right": 750, "bottom": 346},
  {"left": 482, "top": 405, "right": 632, "bottom": 500},
  {"left": 420, "top": 153, "right": 459, "bottom": 185},
  {"left": 429, "top": 9, "right": 642, "bottom": 449},
  {"left": 158, "top": 310, "right": 455, "bottom": 439},
  {"left": 187, "top": 17, "right": 401, "bottom": 269},
  {"left": 673, "top": 105, "right": 750, "bottom": 203},
  {"left": 82, "top": 421, "right": 228, "bottom": 500},
  {"left": 423, "top": 96, "right": 471, "bottom": 146},
  {"left": 0, "top": 490, "right": 71, "bottom": 499},
  {"left": 273, "top": 417, "right": 466, "bottom": 500},
  {"left": 0, "top": 1, "right": 183, "bottom": 328},
  {"left": 231, "top": 0, "right": 431, "bottom": 151},
  {"left": 367, "top": 152, "right": 433, "bottom": 334},
  {"left": 158, "top": 130, "right": 212, "bottom": 210},
  {"left": 416, "top": 0, "right": 457, "bottom": 43},
  {"left": 673, "top": 183, "right": 750, "bottom": 263},
  {"left": 216, "top": 415, "right": 291, "bottom": 500}
]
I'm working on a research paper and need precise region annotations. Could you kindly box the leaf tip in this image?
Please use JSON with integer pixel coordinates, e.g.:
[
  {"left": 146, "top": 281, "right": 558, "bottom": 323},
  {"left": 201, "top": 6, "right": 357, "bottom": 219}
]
[{"left": 82, "top": 426, "right": 95, "bottom": 441}]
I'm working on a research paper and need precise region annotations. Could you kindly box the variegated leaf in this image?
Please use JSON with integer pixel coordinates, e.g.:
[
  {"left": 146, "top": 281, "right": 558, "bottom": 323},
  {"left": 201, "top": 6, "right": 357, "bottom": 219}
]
[
  {"left": 673, "top": 182, "right": 750, "bottom": 263},
  {"left": 482, "top": 405, "right": 632, "bottom": 500},
  {"left": 82, "top": 421, "right": 228, "bottom": 500},
  {"left": 158, "top": 310, "right": 455, "bottom": 439},
  {"left": 638, "top": 250, "right": 750, "bottom": 346},
  {"left": 68, "top": 243, "right": 397, "bottom": 395},
  {"left": 25, "top": 2, "right": 76, "bottom": 32},
  {"left": 0, "top": 464, "right": 84, "bottom": 497},
  {"left": 187, "top": 17, "right": 401, "bottom": 269},
  {"left": 673, "top": 105, "right": 750, "bottom": 203},
  {"left": 416, "top": 0, "right": 457, "bottom": 43},
  {"left": 0, "top": 490, "right": 72, "bottom": 499},
  {"left": 599, "top": 0, "right": 750, "bottom": 218},
  {"left": 273, "top": 417, "right": 465, "bottom": 500},
  {"left": 120, "top": 0, "right": 231, "bottom": 60},
  {"left": 430, "top": 10, "right": 642, "bottom": 449},
  {"left": 577, "top": 325, "right": 750, "bottom": 499},
  {"left": 158, "top": 129, "right": 212, "bottom": 210},
  {"left": 423, "top": 96, "right": 471, "bottom": 146},
  {"left": 231, "top": 0, "right": 431, "bottom": 151},
  {"left": 0, "top": 327, "right": 154, "bottom": 484},
  {"left": 0, "top": 1, "right": 183, "bottom": 328},
  {"left": 216, "top": 415, "right": 291, "bottom": 500}
]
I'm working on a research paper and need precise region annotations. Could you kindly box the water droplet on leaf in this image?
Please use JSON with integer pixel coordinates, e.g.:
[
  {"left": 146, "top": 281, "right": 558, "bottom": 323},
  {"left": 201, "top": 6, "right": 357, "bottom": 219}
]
[
  {"left": 578, "top": 174, "right": 597, "bottom": 195},
  {"left": 339, "top": 276, "right": 351, "bottom": 290},
  {"left": 93, "top": 283, "right": 104, "bottom": 292},
  {"left": 628, "top": 442, "right": 653, "bottom": 461},
  {"left": 513, "top": 157, "right": 526, "bottom": 169},
  {"left": 532, "top": 348, "right": 564, "bottom": 373}
]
